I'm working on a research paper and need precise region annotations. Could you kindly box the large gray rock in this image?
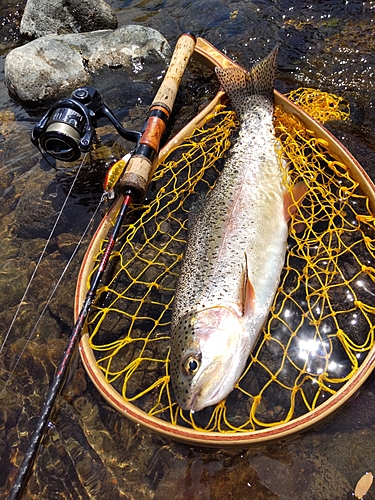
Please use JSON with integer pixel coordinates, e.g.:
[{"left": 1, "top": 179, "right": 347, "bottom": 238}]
[
  {"left": 20, "top": 0, "right": 118, "bottom": 38},
  {"left": 5, "top": 25, "right": 171, "bottom": 104}
]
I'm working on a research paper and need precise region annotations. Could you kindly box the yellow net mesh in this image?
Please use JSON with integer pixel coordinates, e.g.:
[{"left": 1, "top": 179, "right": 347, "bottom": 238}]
[
  {"left": 85, "top": 88, "right": 375, "bottom": 432},
  {"left": 286, "top": 88, "right": 350, "bottom": 124}
]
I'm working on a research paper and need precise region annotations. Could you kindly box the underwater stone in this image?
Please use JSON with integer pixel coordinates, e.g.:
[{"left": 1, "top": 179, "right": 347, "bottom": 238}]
[
  {"left": 5, "top": 25, "right": 171, "bottom": 104},
  {"left": 5, "top": 38, "right": 89, "bottom": 103},
  {"left": 20, "top": 0, "right": 117, "bottom": 39}
]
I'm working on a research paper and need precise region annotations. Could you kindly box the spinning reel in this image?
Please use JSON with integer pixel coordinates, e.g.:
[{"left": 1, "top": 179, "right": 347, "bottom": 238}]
[{"left": 31, "top": 86, "right": 141, "bottom": 162}]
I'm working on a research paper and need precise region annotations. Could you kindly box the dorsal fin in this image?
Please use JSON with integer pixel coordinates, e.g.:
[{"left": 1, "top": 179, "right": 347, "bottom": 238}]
[{"left": 283, "top": 181, "right": 309, "bottom": 221}]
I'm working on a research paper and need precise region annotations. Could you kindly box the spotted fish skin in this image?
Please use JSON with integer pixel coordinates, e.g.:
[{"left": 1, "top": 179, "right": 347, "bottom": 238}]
[{"left": 170, "top": 47, "right": 288, "bottom": 412}]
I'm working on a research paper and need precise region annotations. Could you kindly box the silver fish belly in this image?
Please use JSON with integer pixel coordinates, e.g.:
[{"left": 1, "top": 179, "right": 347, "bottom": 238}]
[{"left": 170, "top": 47, "right": 291, "bottom": 412}]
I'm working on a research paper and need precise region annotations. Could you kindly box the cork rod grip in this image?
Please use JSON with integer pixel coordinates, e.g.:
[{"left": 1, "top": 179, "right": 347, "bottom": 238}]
[
  {"left": 120, "top": 33, "right": 196, "bottom": 198},
  {"left": 151, "top": 33, "right": 197, "bottom": 114}
]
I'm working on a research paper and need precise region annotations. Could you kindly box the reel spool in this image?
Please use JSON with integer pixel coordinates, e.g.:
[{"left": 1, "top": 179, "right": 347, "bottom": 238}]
[{"left": 31, "top": 86, "right": 141, "bottom": 162}]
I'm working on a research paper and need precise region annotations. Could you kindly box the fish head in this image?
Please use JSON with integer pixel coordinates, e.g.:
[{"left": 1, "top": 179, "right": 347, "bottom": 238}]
[{"left": 170, "top": 306, "right": 250, "bottom": 412}]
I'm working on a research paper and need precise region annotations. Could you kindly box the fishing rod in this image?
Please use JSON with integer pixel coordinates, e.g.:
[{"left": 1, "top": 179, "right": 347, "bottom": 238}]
[{"left": 8, "top": 32, "right": 196, "bottom": 500}]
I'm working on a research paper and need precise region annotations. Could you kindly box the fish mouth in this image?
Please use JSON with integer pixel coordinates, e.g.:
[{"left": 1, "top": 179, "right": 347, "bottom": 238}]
[{"left": 187, "top": 358, "right": 234, "bottom": 412}]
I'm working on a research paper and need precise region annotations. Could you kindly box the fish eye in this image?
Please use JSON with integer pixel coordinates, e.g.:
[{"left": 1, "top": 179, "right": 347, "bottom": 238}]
[
  {"left": 181, "top": 354, "right": 201, "bottom": 377},
  {"left": 188, "top": 359, "right": 198, "bottom": 371}
]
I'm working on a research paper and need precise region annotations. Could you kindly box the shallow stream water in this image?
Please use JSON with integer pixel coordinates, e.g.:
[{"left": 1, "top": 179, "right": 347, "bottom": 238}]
[{"left": 1, "top": 1, "right": 375, "bottom": 499}]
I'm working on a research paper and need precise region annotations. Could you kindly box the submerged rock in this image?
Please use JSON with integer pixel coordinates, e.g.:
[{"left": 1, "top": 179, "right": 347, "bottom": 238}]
[
  {"left": 4, "top": 25, "right": 171, "bottom": 104},
  {"left": 20, "top": 0, "right": 117, "bottom": 39}
]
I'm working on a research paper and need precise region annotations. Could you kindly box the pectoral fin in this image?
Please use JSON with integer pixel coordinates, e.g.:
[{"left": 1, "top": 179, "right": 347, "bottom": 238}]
[{"left": 242, "top": 252, "right": 256, "bottom": 316}]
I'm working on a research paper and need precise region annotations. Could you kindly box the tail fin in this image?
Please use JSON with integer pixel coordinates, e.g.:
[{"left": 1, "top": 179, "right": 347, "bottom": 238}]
[{"left": 215, "top": 46, "right": 278, "bottom": 117}]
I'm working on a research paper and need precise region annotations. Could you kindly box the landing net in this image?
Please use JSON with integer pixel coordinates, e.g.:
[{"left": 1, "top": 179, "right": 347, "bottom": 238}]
[{"left": 85, "top": 89, "right": 375, "bottom": 432}]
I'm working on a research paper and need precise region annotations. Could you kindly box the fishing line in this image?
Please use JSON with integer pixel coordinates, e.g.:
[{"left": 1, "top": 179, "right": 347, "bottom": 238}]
[
  {"left": 0, "top": 153, "right": 88, "bottom": 357},
  {"left": 0, "top": 191, "right": 105, "bottom": 397},
  {"left": 37, "top": 145, "right": 57, "bottom": 169},
  {"left": 8, "top": 34, "right": 198, "bottom": 500}
]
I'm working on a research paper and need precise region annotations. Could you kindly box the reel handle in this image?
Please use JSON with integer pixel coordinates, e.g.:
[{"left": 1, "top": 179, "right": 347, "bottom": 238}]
[{"left": 120, "top": 33, "right": 196, "bottom": 198}]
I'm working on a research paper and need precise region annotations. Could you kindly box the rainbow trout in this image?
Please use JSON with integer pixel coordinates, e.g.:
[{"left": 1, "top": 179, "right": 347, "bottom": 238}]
[{"left": 170, "top": 47, "right": 305, "bottom": 412}]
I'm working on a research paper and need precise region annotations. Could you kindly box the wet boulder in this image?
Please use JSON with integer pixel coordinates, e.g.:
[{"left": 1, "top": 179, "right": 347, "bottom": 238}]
[
  {"left": 20, "top": 0, "right": 117, "bottom": 39},
  {"left": 4, "top": 25, "right": 171, "bottom": 104}
]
